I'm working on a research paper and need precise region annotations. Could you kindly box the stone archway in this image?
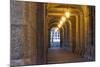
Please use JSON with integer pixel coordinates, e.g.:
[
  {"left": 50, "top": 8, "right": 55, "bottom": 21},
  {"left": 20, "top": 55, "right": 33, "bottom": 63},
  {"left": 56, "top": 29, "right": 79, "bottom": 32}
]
[{"left": 49, "top": 27, "right": 60, "bottom": 48}]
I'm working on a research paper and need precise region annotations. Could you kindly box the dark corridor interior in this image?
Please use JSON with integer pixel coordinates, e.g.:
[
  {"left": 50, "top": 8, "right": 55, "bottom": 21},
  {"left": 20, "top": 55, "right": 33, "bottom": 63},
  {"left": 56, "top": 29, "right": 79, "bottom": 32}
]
[
  {"left": 11, "top": 1, "right": 95, "bottom": 66},
  {"left": 46, "top": 3, "right": 95, "bottom": 64}
]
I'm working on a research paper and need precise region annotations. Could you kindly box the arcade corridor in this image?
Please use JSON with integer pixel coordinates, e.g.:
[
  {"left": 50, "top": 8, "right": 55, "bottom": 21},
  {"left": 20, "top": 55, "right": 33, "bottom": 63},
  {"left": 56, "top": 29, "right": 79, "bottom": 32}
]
[
  {"left": 46, "top": 3, "right": 95, "bottom": 63},
  {"left": 11, "top": 1, "right": 95, "bottom": 66}
]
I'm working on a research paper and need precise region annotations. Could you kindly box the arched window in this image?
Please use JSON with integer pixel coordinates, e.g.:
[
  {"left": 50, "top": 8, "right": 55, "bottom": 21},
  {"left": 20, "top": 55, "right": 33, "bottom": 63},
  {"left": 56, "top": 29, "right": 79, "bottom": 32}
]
[{"left": 50, "top": 27, "right": 60, "bottom": 48}]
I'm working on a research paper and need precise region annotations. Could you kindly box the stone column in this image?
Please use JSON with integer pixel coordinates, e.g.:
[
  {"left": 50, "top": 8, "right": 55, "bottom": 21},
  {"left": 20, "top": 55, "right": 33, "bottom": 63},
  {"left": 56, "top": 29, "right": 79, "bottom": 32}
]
[
  {"left": 21, "top": 2, "right": 37, "bottom": 65},
  {"left": 36, "top": 3, "right": 47, "bottom": 64}
]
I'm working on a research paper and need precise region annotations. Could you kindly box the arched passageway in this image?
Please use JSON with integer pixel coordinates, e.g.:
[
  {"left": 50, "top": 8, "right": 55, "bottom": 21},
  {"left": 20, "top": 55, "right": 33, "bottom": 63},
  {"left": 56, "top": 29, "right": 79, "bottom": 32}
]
[
  {"left": 50, "top": 27, "right": 60, "bottom": 48},
  {"left": 10, "top": 1, "right": 95, "bottom": 66},
  {"left": 46, "top": 3, "right": 95, "bottom": 63}
]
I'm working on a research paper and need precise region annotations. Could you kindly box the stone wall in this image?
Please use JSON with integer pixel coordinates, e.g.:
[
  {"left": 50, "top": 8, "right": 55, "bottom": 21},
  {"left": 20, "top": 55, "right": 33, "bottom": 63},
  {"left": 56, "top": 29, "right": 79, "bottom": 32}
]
[{"left": 10, "top": 0, "right": 38, "bottom": 66}]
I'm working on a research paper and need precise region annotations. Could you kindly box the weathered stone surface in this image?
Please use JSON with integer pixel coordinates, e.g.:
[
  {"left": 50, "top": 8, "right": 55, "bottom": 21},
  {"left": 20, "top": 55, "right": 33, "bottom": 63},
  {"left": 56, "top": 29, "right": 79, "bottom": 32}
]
[
  {"left": 10, "top": 0, "right": 25, "bottom": 60},
  {"left": 11, "top": 1, "right": 38, "bottom": 66},
  {"left": 11, "top": 25, "right": 23, "bottom": 59},
  {"left": 10, "top": 0, "right": 24, "bottom": 24}
]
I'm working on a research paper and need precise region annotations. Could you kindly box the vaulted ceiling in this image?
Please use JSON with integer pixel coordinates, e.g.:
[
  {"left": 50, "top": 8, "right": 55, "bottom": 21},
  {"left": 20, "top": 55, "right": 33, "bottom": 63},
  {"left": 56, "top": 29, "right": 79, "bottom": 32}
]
[
  {"left": 46, "top": 3, "right": 84, "bottom": 29},
  {"left": 47, "top": 3, "right": 83, "bottom": 17}
]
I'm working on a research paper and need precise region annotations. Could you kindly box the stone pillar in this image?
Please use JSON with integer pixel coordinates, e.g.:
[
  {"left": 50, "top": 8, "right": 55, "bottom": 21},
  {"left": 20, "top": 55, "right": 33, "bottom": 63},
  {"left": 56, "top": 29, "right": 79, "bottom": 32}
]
[
  {"left": 70, "top": 16, "right": 76, "bottom": 53},
  {"left": 84, "top": 6, "right": 95, "bottom": 60},
  {"left": 10, "top": 0, "right": 25, "bottom": 66},
  {"left": 21, "top": 2, "right": 37, "bottom": 65},
  {"left": 63, "top": 27, "right": 67, "bottom": 48},
  {"left": 36, "top": 3, "right": 47, "bottom": 64}
]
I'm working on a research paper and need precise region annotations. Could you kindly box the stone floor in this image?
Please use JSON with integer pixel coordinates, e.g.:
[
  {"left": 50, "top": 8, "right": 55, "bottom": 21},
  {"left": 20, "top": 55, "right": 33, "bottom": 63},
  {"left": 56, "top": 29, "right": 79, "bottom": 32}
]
[
  {"left": 47, "top": 48, "right": 89, "bottom": 64},
  {"left": 11, "top": 48, "right": 91, "bottom": 66}
]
